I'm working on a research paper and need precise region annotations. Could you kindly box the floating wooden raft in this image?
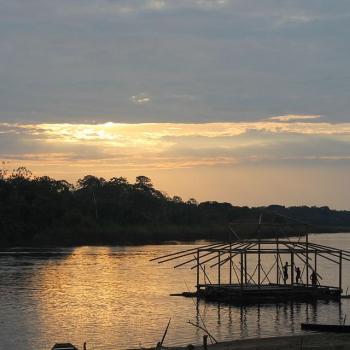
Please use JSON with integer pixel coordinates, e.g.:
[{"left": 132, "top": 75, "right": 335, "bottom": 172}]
[{"left": 152, "top": 234, "right": 350, "bottom": 304}]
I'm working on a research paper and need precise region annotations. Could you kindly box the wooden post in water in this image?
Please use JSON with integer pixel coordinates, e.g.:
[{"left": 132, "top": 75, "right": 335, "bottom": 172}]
[
  {"left": 339, "top": 251, "right": 343, "bottom": 292},
  {"left": 203, "top": 335, "right": 208, "bottom": 350}
]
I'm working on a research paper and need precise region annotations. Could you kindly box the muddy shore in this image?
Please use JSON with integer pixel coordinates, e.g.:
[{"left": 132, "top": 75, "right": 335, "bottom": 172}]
[{"left": 132, "top": 333, "right": 350, "bottom": 350}]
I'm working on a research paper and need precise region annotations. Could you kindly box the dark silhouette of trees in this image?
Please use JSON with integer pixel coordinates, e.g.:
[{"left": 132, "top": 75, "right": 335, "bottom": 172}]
[
  {"left": 0, "top": 167, "right": 350, "bottom": 247},
  {"left": 135, "top": 175, "right": 153, "bottom": 189}
]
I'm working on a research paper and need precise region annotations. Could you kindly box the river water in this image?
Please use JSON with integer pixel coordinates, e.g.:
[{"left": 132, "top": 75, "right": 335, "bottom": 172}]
[{"left": 1, "top": 233, "right": 350, "bottom": 350}]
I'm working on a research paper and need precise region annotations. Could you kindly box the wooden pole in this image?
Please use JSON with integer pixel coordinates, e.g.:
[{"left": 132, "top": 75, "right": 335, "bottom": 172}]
[
  {"left": 210, "top": 242, "right": 256, "bottom": 268},
  {"left": 188, "top": 321, "right": 217, "bottom": 344},
  {"left": 291, "top": 252, "right": 294, "bottom": 286},
  {"left": 240, "top": 252, "right": 244, "bottom": 290},
  {"left": 314, "top": 251, "right": 317, "bottom": 277},
  {"left": 244, "top": 252, "right": 247, "bottom": 284},
  {"left": 339, "top": 251, "right": 343, "bottom": 292},
  {"left": 196, "top": 250, "right": 200, "bottom": 292},
  {"left": 229, "top": 244, "right": 232, "bottom": 285},
  {"left": 160, "top": 318, "right": 171, "bottom": 347},
  {"left": 258, "top": 240, "right": 261, "bottom": 287},
  {"left": 218, "top": 252, "right": 221, "bottom": 285},
  {"left": 306, "top": 233, "right": 309, "bottom": 287},
  {"left": 203, "top": 335, "right": 208, "bottom": 350},
  {"left": 152, "top": 241, "right": 231, "bottom": 262},
  {"left": 276, "top": 238, "right": 280, "bottom": 284}
]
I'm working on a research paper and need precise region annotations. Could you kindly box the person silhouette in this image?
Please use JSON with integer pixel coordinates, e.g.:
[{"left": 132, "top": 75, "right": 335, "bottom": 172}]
[
  {"left": 295, "top": 266, "right": 301, "bottom": 284},
  {"left": 283, "top": 262, "right": 289, "bottom": 284},
  {"left": 310, "top": 271, "right": 318, "bottom": 286}
]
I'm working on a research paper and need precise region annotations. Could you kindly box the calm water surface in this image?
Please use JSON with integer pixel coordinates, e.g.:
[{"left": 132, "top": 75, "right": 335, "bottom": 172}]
[{"left": 1, "top": 233, "right": 350, "bottom": 350}]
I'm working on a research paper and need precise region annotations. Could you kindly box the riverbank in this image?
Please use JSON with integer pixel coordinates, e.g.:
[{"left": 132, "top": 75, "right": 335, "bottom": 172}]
[
  {"left": 1, "top": 224, "right": 350, "bottom": 248},
  {"left": 2, "top": 171, "right": 350, "bottom": 248},
  {"left": 137, "top": 333, "right": 350, "bottom": 350}
]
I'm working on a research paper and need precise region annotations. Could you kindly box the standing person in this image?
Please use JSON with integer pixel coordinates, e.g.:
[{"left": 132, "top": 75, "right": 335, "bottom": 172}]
[
  {"left": 310, "top": 271, "right": 318, "bottom": 286},
  {"left": 283, "top": 262, "right": 289, "bottom": 284},
  {"left": 295, "top": 266, "right": 301, "bottom": 284}
]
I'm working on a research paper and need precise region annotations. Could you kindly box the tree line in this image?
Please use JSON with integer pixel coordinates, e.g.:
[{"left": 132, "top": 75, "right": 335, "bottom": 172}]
[{"left": 0, "top": 167, "right": 350, "bottom": 247}]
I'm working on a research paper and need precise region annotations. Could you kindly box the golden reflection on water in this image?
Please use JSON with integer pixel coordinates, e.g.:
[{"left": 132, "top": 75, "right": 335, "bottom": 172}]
[
  {"left": 1, "top": 235, "right": 350, "bottom": 350},
  {"left": 35, "top": 246, "right": 163, "bottom": 348},
  {"left": 31, "top": 245, "right": 201, "bottom": 349}
]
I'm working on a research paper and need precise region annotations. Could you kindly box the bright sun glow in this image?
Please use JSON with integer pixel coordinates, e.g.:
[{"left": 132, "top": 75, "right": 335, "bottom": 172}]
[{"left": 0, "top": 117, "right": 349, "bottom": 173}]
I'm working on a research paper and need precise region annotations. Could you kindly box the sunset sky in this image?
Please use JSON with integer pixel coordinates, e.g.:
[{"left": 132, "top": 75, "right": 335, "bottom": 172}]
[{"left": 1, "top": 0, "right": 350, "bottom": 208}]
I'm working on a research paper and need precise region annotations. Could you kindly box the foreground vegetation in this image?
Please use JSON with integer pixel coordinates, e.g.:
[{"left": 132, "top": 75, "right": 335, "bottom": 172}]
[{"left": 1, "top": 167, "right": 350, "bottom": 247}]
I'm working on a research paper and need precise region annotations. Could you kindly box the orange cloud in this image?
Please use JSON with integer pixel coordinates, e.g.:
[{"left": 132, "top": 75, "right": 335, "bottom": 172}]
[
  {"left": 269, "top": 114, "right": 321, "bottom": 122},
  {"left": 0, "top": 119, "right": 349, "bottom": 173}
]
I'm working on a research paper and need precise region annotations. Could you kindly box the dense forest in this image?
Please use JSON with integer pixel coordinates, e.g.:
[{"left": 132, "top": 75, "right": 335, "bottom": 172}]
[{"left": 0, "top": 167, "right": 350, "bottom": 247}]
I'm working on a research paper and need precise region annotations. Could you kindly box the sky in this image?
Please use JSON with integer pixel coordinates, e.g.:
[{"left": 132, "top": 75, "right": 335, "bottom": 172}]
[{"left": 1, "top": 0, "right": 350, "bottom": 209}]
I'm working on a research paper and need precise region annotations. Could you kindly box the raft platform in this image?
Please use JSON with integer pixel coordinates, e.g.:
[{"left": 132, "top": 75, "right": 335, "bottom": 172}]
[
  {"left": 196, "top": 283, "right": 341, "bottom": 304},
  {"left": 153, "top": 230, "right": 350, "bottom": 305}
]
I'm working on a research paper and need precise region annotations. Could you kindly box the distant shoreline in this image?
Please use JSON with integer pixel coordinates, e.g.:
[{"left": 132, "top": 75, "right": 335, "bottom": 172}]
[
  {"left": 1, "top": 226, "right": 350, "bottom": 248},
  {"left": 2, "top": 171, "right": 350, "bottom": 248}
]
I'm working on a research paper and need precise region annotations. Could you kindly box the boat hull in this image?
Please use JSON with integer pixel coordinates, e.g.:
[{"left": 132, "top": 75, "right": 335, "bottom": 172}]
[{"left": 301, "top": 323, "right": 350, "bottom": 333}]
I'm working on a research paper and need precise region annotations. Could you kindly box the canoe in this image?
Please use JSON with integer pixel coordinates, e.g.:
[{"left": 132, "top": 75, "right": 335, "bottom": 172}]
[
  {"left": 51, "top": 343, "right": 78, "bottom": 350},
  {"left": 301, "top": 323, "right": 350, "bottom": 333}
]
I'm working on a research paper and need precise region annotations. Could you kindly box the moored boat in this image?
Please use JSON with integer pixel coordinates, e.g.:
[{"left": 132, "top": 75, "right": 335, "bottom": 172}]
[
  {"left": 51, "top": 343, "right": 78, "bottom": 350},
  {"left": 301, "top": 323, "right": 350, "bottom": 333}
]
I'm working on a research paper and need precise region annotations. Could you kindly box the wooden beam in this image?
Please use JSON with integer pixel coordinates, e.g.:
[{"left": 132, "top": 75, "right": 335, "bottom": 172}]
[
  {"left": 314, "top": 251, "right": 317, "bottom": 278},
  {"left": 211, "top": 242, "right": 257, "bottom": 268},
  {"left": 151, "top": 241, "right": 226, "bottom": 261},
  {"left": 244, "top": 252, "right": 247, "bottom": 284},
  {"left": 163, "top": 242, "right": 230, "bottom": 266},
  {"left": 339, "top": 251, "right": 343, "bottom": 292},
  {"left": 196, "top": 250, "right": 200, "bottom": 292},
  {"left": 306, "top": 242, "right": 350, "bottom": 258},
  {"left": 229, "top": 244, "right": 232, "bottom": 285},
  {"left": 258, "top": 240, "right": 261, "bottom": 287},
  {"left": 218, "top": 252, "right": 221, "bottom": 285},
  {"left": 240, "top": 252, "right": 244, "bottom": 290},
  {"left": 291, "top": 252, "right": 294, "bottom": 286},
  {"left": 306, "top": 233, "right": 309, "bottom": 287},
  {"left": 276, "top": 238, "right": 280, "bottom": 284}
]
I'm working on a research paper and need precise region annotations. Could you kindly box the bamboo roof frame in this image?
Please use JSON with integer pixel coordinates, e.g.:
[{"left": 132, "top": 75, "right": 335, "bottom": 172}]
[
  {"left": 152, "top": 208, "right": 350, "bottom": 293},
  {"left": 152, "top": 239, "right": 350, "bottom": 268},
  {"left": 152, "top": 234, "right": 350, "bottom": 293}
]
